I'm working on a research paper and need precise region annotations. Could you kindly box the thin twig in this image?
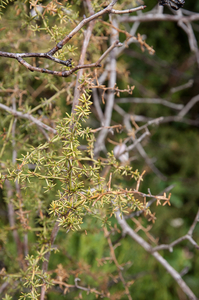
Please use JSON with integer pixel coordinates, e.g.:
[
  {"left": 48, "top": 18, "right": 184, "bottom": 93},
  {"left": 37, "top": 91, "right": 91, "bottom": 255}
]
[
  {"left": 170, "top": 79, "right": 194, "bottom": 93},
  {"left": 125, "top": 185, "right": 175, "bottom": 219},
  {"left": 115, "top": 97, "right": 184, "bottom": 110},
  {"left": 178, "top": 94, "right": 199, "bottom": 118}
]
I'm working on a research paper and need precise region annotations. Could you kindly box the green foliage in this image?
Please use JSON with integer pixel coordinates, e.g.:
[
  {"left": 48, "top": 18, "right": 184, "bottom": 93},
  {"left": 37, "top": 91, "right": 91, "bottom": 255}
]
[
  {"left": 0, "top": 0, "right": 13, "bottom": 16},
  {"left": 0, "top": 91, "right": 143, "bottom": 298}
]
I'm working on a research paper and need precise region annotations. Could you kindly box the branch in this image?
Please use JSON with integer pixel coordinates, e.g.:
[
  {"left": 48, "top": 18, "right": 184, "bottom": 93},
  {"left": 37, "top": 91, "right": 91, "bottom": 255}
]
[
  {"left": 134, "top": 117, "right": 164, "bottom": 134},
  {"left": 0, "top": 51, "right": 72, "bottom": 66},
  {"left": 125, "top": 185, "right": 175, "bottom": 219},
  {"left": 178, "top": 94, "right": 199, "bottom": 117},
  {"left": 47, "top": 4, "right": 145, "bottom": 56},
  {"left": 170, "top": 79, "right": 194, "bottom": 93},
  {"left": 115, "top": 209, "right": 199, "bottom": 300},
  {"left": 52, "top": 278, "right": 108, "bottom": 297},
  {"left": 152, "top": 208, "right": 199, "bottom": 251},
  {"left": 114, "top": 104, "right": 167, "bottom": 180},
  {"left": 0, "top": 4, "right": 145, "bottom": 77},
  {"left": 115, "top": 97, "right": 184, "bottom": 110},
  {"left": 119, "top": 13, "right": 199, "bottom": 23},
  {"left": 110, "top": 6, "right": 146, "bottom": 14},
  {"left": 72, "top": 0, "right": 95, "bottom": 113},
  {"left": 8, "top": 44, "right": 121, "bottom": 77},
  {"left": 125, "top": 130, "right": 151, "bottom": 153},
  {"left": 160, "top": 116, "right": 199, "bottom": 126},
  {"left": 0, "top": 103, "right": 57, "bottom": 134},
  {"left": 94, "top": 19, "right": 119, "bottom": 158}
]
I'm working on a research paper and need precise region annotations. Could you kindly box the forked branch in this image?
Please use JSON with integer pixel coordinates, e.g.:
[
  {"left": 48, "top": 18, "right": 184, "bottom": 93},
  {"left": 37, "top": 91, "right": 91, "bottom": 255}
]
[
  {"left": 0, "top": 3, "right": 145, "bottom": 77},
  {"left": 115, "top": 208, "right": 199, "bottom": 300}
]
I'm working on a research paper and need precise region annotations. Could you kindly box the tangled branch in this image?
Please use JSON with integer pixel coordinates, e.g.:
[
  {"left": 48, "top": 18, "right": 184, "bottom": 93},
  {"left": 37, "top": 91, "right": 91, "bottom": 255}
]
[{"left": 0, "top": 3, "right": 145, "bottom": 77}]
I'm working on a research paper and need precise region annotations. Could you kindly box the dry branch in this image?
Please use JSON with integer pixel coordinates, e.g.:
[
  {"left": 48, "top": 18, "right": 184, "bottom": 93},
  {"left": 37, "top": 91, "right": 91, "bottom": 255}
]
[{"left": 115, "top": 209, "right": 199, "bottom": 300}]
